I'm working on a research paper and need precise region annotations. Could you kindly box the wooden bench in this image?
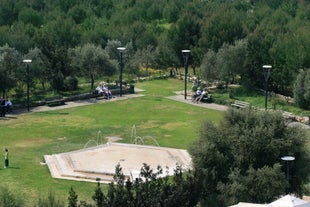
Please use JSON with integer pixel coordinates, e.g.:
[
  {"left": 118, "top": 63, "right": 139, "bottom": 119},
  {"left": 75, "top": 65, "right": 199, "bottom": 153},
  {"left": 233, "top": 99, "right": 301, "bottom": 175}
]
[
  {"left": 45, "top": 96, "right": 65, "bottom": 107},
  {"left": 231, "top": 100, "right": 250, "bottom": 109},
  {"left": 282, "top": 111, "right": 294, "bottom": 119}
]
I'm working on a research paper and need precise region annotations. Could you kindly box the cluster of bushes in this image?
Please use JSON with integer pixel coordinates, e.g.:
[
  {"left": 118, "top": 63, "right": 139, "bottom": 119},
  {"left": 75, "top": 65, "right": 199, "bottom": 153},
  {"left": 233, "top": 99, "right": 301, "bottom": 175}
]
[{"left": 0, "top": 164, "right": 200, "bottom": 207}]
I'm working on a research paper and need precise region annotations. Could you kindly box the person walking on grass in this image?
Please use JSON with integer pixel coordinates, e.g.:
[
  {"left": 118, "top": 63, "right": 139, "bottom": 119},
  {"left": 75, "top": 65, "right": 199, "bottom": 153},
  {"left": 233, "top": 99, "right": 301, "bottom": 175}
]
[{"left": 4, "top": 148, "right": 9, "bottom": 168}]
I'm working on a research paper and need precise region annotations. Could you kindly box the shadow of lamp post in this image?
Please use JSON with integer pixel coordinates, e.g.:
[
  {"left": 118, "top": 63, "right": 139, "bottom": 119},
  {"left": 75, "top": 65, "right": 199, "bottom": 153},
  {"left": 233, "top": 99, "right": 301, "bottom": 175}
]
[
  {"left": 23, "top": 59, "right": 32, "bottom": 112},
  {"left": 117, "top": 47, "right": 126, "bottom": 97},
  {"left": 182, "top": 50, "right": 190, "bottom": 100},
  {"left": 262, "top": 65, "right": 272, "bottom": 110}
]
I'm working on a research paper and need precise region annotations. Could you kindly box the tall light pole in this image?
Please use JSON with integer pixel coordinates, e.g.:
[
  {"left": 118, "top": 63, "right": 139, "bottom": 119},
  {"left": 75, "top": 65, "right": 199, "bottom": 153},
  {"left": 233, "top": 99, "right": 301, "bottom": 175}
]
[
  {"left": 281, "top": 156, "right": 295, "bottom": 193},
  {"left": 117, "top": 47, "right": 126, "bottom": 97},
  {"left": 23, "top": 59, "right": 32, "bottom": 112},
  {"left": 182, "top": 50, "right": 190, "bottom": 100},
  {"left": 262, "top": 65, "right": 272, "bottom": 110}
]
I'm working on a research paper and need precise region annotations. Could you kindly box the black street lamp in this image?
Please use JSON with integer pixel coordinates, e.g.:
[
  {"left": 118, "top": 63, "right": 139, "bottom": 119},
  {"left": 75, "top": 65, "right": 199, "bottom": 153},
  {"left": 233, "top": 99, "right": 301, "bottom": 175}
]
[
  {"left": 262, "top": 65, "right": 272, "bottom": 110},
  {"left": 117, "top": 47, "right": 126, "bottom": 97},
  {"left": 182, "top": 50, "right": 190, "bottom": 100},
  {"left": 23, "top": 59, "right": 32, "bottom": 112},
  {"left": 281, "top": 156, "right": 295, "bottom": 193}
]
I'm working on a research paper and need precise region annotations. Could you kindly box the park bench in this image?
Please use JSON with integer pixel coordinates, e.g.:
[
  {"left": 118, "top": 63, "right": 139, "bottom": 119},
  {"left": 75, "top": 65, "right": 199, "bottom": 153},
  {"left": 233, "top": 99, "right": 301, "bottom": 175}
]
[
  {"left": 231, "top": 100, "right": 250, "bottom": 109},
  {"left": 45, "top": 95, "right": 65, "bottom": 107},
  {"left": 282, "top": 111, "right": 294, "bottom": 120}
]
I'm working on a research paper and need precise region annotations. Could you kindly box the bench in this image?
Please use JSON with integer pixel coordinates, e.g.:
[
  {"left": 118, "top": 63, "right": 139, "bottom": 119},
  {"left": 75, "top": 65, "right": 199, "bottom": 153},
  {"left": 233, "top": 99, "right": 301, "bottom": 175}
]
[
  {"left": 282, "top": 111, "right": 294, "bottom": 119},
  {"left": 231, "top": 100, "right": 250, "bottom": 109},
  {"left": 45, "top": 96, "right": 65, "bottom": 107}
]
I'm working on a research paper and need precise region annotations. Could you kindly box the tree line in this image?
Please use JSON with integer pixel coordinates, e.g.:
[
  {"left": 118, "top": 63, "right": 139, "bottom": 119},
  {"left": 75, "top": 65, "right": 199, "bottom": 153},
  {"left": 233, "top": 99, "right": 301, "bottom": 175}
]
[{"left": 0, "top": 0, "right": 309, "bottom": 108}]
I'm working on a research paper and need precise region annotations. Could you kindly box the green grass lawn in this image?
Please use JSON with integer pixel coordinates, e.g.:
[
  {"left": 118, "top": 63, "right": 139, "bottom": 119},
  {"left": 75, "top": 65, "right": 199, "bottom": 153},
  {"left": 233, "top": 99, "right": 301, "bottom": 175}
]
[{"left": 0, "top": 78, "right": 224, "bottom": 206}]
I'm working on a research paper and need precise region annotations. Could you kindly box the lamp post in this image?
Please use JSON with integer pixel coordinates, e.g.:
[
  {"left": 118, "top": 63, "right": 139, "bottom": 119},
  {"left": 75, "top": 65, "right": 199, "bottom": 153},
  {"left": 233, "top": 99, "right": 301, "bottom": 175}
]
[
  {"left": 262, "top": 65, "right": 272, "bottom": 110},
  {"left": 117, "top": 47, "right": 126, "bottom": 97},
  {"left": 281, "top": 156, "right": 295, "bottom": 193},
  {"left": 182, "top": 50, "right": 190, "bottom": 100},
  {"left": 23, "top": 59, "right": 32, "bottom": 112}
]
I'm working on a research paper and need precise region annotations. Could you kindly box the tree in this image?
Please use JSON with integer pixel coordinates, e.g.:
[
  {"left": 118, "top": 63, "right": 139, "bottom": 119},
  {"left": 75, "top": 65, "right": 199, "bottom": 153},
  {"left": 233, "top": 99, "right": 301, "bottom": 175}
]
[
  {"left": 294, "top": 69, "right": 310, "bottom": 110},
  {"left": 200, "top": 49, "right": 217, "bottom": 81},
  {"left": 68, "top": 187, "right": 78, "bottom": 207},
  {"left": 69, "top": 43, "right": 117, "bottom": 89},
  {"left": 0, "top": 44, "right": 21, "bottom": 97},
  {"left": 189, "top": 108, "right": 310, "bottom": 206},
  {"left": 24, "top": 47, "right": 49, "bottom": 91},
  {"left": 92, "top": 185, "right": 105, "bottom": 207}
]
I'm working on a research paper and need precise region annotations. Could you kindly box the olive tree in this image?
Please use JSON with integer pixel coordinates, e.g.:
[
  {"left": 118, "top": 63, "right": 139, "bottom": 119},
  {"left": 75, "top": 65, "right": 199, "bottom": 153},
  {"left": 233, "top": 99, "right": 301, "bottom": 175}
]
[{"left": 189, "top": 108, "right": 310, "bottom": 206}]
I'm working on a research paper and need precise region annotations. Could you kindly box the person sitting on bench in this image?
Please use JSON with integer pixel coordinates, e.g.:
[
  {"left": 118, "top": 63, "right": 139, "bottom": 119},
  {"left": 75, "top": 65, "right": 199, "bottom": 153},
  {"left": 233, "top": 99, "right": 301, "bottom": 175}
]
[
  {"left": 103, "top": 84, "right": 112, "bottom": 99},
  {"left": 0, "top": 98, "right": 6, "bottom": 117},
  {"left": 194, "top": 89, "right": 208, "bottom": 103},
  {"left": 95, "top": 83, "right": 104, "bottom": 95},
  {"left": 5, "top": 98, "right": 12, "bottom": 113}
]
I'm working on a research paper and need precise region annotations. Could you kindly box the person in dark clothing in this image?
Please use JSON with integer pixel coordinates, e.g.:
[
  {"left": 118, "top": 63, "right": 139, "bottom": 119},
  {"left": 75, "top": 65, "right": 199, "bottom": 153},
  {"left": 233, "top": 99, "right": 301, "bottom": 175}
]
[
  {"left": 4, "top": 148, "right": 9, "bottom": 168},
  {"left": 0, "top": 98, "right": 6, "bottom": 117}
]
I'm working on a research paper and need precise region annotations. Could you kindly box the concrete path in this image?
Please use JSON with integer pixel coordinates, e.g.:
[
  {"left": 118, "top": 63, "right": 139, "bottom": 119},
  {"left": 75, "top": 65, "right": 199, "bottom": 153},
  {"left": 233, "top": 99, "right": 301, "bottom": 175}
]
[
  {"left": 6, "top": 93, "right": 144, "bottom": 116},
  {"left": 167, "top": 94, "right": 228, "bottom": 111}
]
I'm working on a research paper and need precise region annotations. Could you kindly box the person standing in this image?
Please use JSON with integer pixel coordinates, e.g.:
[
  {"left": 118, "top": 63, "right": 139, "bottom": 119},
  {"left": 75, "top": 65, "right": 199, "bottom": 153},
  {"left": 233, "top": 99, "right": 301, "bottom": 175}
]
[{"left": 4, "top": 148, "right": 9, "bottom": 168}]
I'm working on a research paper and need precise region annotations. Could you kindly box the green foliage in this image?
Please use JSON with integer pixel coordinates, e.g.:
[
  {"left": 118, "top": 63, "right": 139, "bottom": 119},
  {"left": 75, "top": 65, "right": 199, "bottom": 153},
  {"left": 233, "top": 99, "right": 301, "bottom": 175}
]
[
  {"left": 92, "top": 186, "right": 105, "bottom": 207},
  {"left": 37, "top": 192, "right": 65, "bottom": 207},
  {"left": 189, "top": 108, "right": 310, "bottom": 206},
  {"left": 64, "top": 76, "right": 78, "bottom": 91},
  {"left": 0, "top": 186, "right": 24, "bottom": 207},
  {"left": 0, "top": 0, "right": 310, "bottom": 99},
  {"left": 294, "top": 69, "right": 310, "bottom": 110},
  {"left": 68, "top": 187, "right": 78, "bottom": 207}
]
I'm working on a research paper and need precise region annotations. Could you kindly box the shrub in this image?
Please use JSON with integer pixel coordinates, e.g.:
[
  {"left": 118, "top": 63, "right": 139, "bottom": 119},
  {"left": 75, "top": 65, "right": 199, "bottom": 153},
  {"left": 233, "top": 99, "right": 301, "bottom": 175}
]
[
  {"left": 294, "top": 69, "right": 310, "bottom": 110},
  {"left": 0, "top": 186, "right": 24, "bottom": 207},
  {"left": 64, "top": 76, "right": 78, "bottom": 91}
]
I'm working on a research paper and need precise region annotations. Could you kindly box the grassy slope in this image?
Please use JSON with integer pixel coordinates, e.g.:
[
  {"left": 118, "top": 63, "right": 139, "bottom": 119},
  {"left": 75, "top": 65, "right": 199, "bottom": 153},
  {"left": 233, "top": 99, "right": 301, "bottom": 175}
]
[{"left": 0, "top": 78, "right": 224, "bottom": 206}]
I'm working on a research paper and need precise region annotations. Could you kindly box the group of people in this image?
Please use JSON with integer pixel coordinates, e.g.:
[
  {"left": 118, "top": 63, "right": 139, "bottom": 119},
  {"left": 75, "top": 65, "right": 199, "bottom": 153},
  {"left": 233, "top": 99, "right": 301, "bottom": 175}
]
[
  {"left": 95, "top": 83, "right": 113, "bottom": 99},
  {"left": 0, "top": 97, "right": 12, "bottom": 117},
  {"left": 192, "top": 87, "right": 210, "bottom": 103}
]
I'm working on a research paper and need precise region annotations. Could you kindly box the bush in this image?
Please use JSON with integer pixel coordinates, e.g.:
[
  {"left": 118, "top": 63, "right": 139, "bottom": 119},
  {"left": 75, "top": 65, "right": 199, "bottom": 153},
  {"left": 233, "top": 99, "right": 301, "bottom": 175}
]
[
  {"left": 64, "top": 76, "right": 78, "bottom": 91},
  {"left": 294, "top": 69, "right": 310, "bottom": 110},
  {"left": 37, "top": 192, "right": 65, "bottom": 207},
  {"left": 0, "top": 186, "right": 24, "bottom": 207}
]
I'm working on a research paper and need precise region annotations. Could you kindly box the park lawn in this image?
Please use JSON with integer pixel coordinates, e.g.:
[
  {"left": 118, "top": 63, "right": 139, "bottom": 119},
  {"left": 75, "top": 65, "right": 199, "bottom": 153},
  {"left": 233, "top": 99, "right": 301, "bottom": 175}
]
[{"left": 0, "top": 78, "right": 224, "bottom": 206}]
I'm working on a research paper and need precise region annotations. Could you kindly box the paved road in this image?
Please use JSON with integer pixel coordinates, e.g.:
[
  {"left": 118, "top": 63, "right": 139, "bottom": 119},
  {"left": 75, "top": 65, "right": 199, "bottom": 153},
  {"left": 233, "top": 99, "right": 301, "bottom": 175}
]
[{"left": 167, "top": 95, "right": 228, "bottom": 111}]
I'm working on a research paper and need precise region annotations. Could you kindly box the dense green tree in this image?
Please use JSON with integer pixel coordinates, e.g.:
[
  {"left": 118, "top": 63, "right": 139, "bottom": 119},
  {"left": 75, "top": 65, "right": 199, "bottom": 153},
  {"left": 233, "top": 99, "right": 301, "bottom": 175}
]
[
  {"left": 198, "top": 5, "right": 245, "bottom": 52},
  {"left": 154, "top": 41, "right": 179, "bottom": 71},
  {"left": 0, "top": 44, "right": 21, "bottom": 97},
  {"left": 189, "top": 109, "right": 310, "bottom": 206},
  {"left": 18, "top": 7, "right": 43, "bottom": 27},
  {"left": 69, "top": 43, "right": 117, "bottom": 89},
  {"left": 294, "top": 69, "right": 310, "bottom": 110},
  {"left": 200, "top": 49, "right": 217, "bottom": 82},
  {"left": 24, "top": 47, "right": 49, "bottom": 90},
  {"left": 92, "top": 186, "right": 105, "bottom": 207},
  {"left": 68, "top": 187, "right": 78, "bottom": 207}
]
